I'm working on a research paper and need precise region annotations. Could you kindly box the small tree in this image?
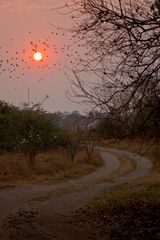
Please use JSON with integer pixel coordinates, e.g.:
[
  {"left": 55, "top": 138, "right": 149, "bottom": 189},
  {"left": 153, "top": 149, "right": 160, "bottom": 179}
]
[
  {"left": 60, "top": 127, "right": 81, "bottom": 162},
  {"left": 80, "top": 128, "right": 95, "bottom": 160},
  {"left": 17, "top": 104, "right": 58, "bottom": 169}
]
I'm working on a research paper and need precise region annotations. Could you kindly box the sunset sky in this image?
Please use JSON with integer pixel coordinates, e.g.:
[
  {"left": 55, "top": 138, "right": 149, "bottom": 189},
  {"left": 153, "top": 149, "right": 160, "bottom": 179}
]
[{"left": 0, "top": 0, "right": 86, "bottom": 113}]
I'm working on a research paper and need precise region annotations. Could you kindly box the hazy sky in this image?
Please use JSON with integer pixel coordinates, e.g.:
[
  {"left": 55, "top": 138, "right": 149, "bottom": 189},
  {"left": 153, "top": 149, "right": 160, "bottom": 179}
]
[{"left": 0, "top": 0, "right": 86, "bottom": 113}]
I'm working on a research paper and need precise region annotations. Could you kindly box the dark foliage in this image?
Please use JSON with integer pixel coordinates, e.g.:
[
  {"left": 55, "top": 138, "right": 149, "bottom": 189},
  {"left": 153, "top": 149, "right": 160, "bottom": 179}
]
[{"left": 0, "top": 101, "right": 59, "bottom": 167}]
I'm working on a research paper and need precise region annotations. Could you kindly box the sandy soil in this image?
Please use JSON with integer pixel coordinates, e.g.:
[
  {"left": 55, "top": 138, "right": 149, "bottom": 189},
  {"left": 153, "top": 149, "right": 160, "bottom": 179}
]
[{"left": 0, "top": 148, "right": 152, "bottom": 240}]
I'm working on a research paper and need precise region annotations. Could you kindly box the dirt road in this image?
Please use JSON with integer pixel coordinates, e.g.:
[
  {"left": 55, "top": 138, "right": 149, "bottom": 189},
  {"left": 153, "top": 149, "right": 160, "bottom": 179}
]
[{"left": 0, "top": 148, "right": 152, "bottom": 240}]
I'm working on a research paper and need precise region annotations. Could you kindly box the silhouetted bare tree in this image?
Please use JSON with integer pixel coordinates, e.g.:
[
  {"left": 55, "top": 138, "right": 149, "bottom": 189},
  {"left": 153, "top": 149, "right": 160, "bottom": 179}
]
[{"left": 66, "top": 0, "right": 160, "bottom": 136}]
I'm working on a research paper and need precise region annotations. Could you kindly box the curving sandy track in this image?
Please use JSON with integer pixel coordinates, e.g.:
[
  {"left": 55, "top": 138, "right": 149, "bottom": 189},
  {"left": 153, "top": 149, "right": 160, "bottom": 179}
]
[{"left": 0, "top": 148, "right": 152, "bottom": 240}]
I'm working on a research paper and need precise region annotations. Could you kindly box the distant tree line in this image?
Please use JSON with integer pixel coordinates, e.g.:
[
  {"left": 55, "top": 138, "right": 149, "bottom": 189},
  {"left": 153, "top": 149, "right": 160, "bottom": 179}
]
[{"left": 47, "top": 107, "right": 159, "bottom": 139}]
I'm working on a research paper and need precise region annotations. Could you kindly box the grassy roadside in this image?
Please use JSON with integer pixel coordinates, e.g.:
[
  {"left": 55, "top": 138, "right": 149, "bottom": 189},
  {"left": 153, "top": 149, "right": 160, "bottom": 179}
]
[
  {"left": 74, "top": 138, "right": 160, "bottom": 240},
  {"left": 0, "top": 147, "right": 103, "bottom": 187},
  {"left": 74, "top": 183, "right": 160, "bottom": 240}
]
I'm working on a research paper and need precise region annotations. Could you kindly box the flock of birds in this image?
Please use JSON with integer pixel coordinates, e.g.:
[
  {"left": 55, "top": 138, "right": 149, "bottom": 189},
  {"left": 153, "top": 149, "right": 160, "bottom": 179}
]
[{"left": 0, "top": 28, "right": 83, "bottom": 84}]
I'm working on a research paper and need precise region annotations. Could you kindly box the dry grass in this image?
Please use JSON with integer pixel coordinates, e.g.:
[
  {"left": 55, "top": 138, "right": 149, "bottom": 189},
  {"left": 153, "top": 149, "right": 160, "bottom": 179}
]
[
  {"left": 81, "top": 182, "right": 160, "bottom": 215},
  {"left": 74, "top": 181, "right": 160, "bottom": 239},
  {"left": 0, "top": 147, "right": 103, "bottom": 186}
]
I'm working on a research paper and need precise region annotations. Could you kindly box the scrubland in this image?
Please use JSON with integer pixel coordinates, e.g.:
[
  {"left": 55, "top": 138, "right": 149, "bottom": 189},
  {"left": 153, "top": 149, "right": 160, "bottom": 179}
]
[{"left": 0, "top": 147, "right": 103, "bottom": 187}]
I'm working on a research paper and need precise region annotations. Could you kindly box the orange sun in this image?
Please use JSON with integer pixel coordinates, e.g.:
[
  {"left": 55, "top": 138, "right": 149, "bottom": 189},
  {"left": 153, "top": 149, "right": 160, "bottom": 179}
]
[{"left": 34, "top": 52, "right": 43, "bottom": 61}]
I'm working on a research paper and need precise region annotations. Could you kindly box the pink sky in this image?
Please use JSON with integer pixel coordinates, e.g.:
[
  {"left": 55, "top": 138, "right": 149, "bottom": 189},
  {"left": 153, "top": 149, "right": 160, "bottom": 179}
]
[{"left": 0, "top": 0, "right": 86, "bottom": 113}]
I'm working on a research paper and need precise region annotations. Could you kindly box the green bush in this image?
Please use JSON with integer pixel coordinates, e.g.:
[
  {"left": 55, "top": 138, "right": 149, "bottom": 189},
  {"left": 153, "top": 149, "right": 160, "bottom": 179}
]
[{"left": 0, "top": 101, "right": 59, "bottom": 168}]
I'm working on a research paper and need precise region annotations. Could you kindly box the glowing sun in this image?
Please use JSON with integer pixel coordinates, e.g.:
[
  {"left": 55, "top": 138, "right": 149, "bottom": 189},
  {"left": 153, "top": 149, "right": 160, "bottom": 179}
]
[{"left": 34, "top": 52, "right": 43, "bottom": 61}]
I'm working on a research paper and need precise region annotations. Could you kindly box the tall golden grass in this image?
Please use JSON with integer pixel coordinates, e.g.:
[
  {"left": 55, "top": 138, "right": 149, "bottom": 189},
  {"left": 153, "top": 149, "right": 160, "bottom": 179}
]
[{"left": 0, "top": 147, "right": 103, "bottom": 185}]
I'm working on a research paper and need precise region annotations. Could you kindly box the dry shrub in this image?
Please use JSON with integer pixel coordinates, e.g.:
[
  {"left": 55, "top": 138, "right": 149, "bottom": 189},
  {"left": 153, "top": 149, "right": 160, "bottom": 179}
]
[
  {"left": 35, "top": 148, "right": 103, "bottom": 180},
  {"left": 75, "top": 150, "right": 103, "bottom": 167},
  {"left": 35, "top": 148, "right": 70, "bottom": 176},
  {"left": 0, "top": 147, "right": 103, "bottom": 184},
  {"left": 0, "top": 153, "right": 31, "bottom": 181}
]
